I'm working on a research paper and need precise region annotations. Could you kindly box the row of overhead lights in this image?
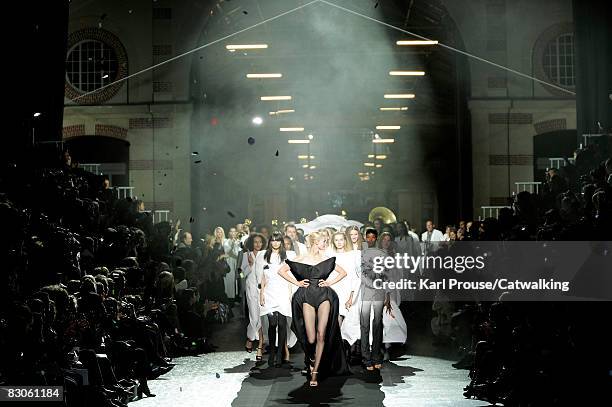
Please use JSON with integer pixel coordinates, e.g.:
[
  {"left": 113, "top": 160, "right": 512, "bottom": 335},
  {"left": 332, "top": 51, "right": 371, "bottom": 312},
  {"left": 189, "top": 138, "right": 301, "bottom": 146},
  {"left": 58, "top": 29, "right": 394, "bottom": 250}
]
[
  {"left": 361, "top": 39, "right": 438, "bottom": 180},
  {"left": 227, "top": 43, "right": 314, "bottom": 179}
]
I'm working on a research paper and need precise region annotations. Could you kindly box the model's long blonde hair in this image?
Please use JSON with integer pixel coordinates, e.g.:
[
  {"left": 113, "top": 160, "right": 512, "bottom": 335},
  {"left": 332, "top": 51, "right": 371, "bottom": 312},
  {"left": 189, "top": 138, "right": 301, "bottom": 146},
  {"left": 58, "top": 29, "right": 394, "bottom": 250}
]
[
  {"left": 307, "top": 231, "right": 326, "bottom": 255},
  {"left": 209, "top": 226, "right": 225, "bottom": 248}
]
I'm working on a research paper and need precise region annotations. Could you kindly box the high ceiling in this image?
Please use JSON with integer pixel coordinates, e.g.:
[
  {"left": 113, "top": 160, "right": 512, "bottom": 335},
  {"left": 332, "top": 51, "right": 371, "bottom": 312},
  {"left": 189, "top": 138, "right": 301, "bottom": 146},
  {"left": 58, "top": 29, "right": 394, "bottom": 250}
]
[{"left": 190, "top": 0, "right": 470, "bottom": 221}]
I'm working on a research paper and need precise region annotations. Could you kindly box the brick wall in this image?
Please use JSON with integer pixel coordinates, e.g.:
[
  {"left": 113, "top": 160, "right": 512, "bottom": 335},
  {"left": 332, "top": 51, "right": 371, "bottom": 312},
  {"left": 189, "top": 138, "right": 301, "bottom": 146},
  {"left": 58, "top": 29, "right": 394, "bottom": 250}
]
[
  {"left": 128, "top": 117, "right": 173, "bottom": 129},
  {"left": 62, "top": 124, "right": 85, "bottom": 138},
  {"left": 489, "top": 154, "right": 533, "bottom": 165},
  {"left": 95, "top": 124, "right": 128, "bottom": 139},
  {"left": 488, "top": 113, "right": 533, "bottom": 125}
]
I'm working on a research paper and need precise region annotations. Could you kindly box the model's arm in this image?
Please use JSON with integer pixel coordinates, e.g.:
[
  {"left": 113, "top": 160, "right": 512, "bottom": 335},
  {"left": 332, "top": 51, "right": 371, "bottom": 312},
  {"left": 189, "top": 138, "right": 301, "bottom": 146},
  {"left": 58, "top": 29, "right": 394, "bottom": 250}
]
[
  {"left": 277, "top": 263, "right": 310, "bottom": 287},
  {"left": 259, "top": 272, "right": 267, "bottom": 306},
  {"left": 319, "top": 264, "right": 347, "bottom": 287}
]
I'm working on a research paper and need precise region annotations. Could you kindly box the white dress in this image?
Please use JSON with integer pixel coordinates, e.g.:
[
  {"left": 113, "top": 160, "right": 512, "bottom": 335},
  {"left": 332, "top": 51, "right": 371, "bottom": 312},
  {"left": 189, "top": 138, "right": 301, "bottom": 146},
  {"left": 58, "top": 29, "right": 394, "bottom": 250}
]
[
  {"left": 244, "top": 250, "right": 265, "bottom": 341},
  {"left": 327, "top": 250, "right": 361, "bottom": 318},
  {"left": 259, "top": 251, "right": 296, "bottom": 318},
  {"left": 258, "top": 251, "right": 298, "bottom": 347},
  {"left": 223, "top": 238, "right": 240, "bottom": 299},
  {"left": 340, "top": 250, "right": 363, "bottom": 343}
]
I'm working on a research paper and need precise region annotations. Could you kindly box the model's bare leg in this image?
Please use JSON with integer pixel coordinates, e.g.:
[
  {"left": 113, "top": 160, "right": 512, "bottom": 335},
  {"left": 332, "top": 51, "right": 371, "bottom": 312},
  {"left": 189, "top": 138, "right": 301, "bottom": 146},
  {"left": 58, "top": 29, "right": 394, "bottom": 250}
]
[
  {"left": 256, "top": 326, "right": 264, "bottom": 360},
  {"left": 311, "top": 300, "right": 331, "bottom": 386}
]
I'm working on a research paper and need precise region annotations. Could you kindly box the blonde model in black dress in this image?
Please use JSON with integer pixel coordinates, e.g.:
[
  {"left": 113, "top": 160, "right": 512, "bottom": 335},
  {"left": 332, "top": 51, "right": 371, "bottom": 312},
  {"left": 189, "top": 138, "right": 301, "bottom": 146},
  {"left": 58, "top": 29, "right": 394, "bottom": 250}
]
[{"left": 277, "top": 231, "right": 349, "bottom": 387}]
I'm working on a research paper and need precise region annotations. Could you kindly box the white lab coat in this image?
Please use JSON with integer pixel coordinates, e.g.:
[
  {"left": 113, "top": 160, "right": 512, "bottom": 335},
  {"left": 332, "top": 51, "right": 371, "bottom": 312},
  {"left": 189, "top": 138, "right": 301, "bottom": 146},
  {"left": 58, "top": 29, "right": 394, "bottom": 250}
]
[
  {"left": 258, "top": 251, "right": 298, "bottom": 347},
  {"left": 223, "top": 238, "right": 240, "bottom": 299}
]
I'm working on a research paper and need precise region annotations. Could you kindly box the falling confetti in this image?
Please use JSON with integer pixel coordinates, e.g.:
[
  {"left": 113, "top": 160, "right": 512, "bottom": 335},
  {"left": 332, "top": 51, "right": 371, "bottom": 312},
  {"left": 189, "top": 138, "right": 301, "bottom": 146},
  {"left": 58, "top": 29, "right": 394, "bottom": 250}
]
[
  {"left": 248, "top": 137, "right": 255, "bottom": 145},
  {"left": 375, "top": 2, "right": 379, "bottom": 8},
  {"left": 189, "top": 217, "right": 195, "bottom": 223},
  {"left": 194, "top": 160, "right": 202, "bottom": 164},
  {"left": 216, "top": 373, "right": 221, "bottom": 378},
  {"left": 192, "top": 152, "right": 199, "bottom": 156},
  {"left": 275, "top": 150, "right": 279, "bottom": 156},
  {"left": 227, "top": 211, "right": 236, "bottom": 218},
  {"left": 163, "top": 173, "right": 167, "bottom": 177},
  {"left": 243, "top": 10, "right": 248, "bottom": 15}
]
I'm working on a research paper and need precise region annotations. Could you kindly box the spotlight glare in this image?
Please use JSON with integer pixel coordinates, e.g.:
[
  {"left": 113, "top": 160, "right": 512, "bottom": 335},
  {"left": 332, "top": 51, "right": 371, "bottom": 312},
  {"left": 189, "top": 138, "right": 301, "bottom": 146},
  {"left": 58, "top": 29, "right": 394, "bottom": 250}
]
[
  {"left": 261, "top": 96, "right": 292, "bottom": 101},
  {"left": 252, "top": 116, "right": 263, "bottom": 125},
  {"left": 384, "top": 94, "right": 415, "bottom": 99},
  {"left": 33, "top": 112, "right": 41, "bottom": 117},
  {"left": 308, "top": 134, "right": 314, "bottom": 140},
  {"left": 396, "top": 40, "right": 438, "bottom": 45},
  {"left": 226, "top": 44, "right": 268, "bottom": 50},
  {"left": 246, "top": 73, "right": 282, "bottom": 78},
  {"left": 389, "top": 71, "right": 425, "bottom": 76},
  {"left": 379, "top": 107, "right": 409, "bottom": 111}
]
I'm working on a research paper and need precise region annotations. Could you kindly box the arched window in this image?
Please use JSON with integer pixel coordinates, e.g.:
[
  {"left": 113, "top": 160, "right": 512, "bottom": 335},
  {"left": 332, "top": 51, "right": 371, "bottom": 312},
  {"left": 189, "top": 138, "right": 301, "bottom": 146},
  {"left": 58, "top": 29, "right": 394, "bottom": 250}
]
[{"left": 542, "top": 33, "right": 575, "bottom": 88}]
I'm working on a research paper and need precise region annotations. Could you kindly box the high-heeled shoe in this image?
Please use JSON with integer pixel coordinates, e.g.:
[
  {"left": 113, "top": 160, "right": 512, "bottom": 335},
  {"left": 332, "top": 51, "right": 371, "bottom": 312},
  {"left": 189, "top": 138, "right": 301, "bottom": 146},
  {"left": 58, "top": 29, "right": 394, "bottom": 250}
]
[
  {"left": 137, "top": 381, "right": 156, "bottom": 398},
  {"left": 309, "top": 371, "right": 319, "bottom": 387},
  {"left": 245, "top": 340, "right": 253, "bottom": 353},
  {"left": 255, "top": 346, "right": 264, "bottom": 361}
]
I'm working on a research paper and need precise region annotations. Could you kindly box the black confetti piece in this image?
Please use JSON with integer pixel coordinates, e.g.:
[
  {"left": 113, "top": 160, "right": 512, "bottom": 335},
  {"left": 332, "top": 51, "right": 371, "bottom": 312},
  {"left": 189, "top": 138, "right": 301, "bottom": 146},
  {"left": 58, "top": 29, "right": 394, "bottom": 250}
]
[
  {"left": 189, "top": 217, "right": 195, "bottom": 223},
  {"left": 163, "top": 173, "right": 167, "bottom": 177},
  {"left": 247, "top": 137, "right": 255, "bottom": 145},
  {"left": 227, "top": 211, "right": 235, "bottom": 218},
  {"left": 194, "top": 160, "right": 202, "bottom": 164},
  {"left": 216, "top": 373, "right": 221, "bottom": 378},
  {"left": 192, "top": 151, "right": 199, "bottom": 155},
  {"left": 374, "top": 2, "right": 379, "bottom": 8},
  {"left": 243, "top": 10, "right": 248, "bottom": 15},
  {"left": 275, "top": 150, "right": 279, "bottom": 156}
]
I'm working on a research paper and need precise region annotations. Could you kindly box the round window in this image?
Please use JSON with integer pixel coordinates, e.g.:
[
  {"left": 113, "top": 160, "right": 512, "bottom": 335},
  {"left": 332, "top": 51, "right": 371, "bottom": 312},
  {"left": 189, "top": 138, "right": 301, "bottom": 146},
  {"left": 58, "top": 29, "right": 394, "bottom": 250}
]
[{"left": 65, "top": 28, "right": 127, "bottom": 104}]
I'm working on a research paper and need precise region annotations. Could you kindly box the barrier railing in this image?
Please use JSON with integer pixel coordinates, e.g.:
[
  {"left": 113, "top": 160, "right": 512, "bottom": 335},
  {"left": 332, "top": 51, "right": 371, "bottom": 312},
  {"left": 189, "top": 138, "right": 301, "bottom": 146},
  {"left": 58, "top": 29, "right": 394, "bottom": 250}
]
[{"left": 515, "top": 181, "right": 542, "bottom": 194}]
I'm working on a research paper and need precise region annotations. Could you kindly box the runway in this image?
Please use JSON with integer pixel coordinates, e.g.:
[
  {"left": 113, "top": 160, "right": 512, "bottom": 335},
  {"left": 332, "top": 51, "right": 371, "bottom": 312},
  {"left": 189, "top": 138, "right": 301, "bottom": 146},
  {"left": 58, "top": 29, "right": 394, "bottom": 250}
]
[{"left": 133, "top": 314, "right": 486, "bottom": 407}]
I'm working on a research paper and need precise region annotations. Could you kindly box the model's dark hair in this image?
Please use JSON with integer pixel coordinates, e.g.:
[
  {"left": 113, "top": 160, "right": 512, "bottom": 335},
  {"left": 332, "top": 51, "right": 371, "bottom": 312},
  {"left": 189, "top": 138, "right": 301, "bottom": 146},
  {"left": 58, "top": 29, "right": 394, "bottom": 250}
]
[
  {"left": 264, "top": 231, "right": 287, "bottom": 263},
  {"left": 244, "top": 233, "right": 266, "bottom": 252}
]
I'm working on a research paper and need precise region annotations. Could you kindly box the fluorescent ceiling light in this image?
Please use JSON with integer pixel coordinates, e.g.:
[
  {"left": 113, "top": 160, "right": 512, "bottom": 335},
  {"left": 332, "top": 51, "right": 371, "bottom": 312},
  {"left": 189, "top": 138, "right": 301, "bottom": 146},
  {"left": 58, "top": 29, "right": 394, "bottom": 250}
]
[
  {"left": 376, "top": 164, "right": 383, "bottom": 168},
  {"left": 376, "top": 125, "right": 401, "bottom": 130},
  {"left": 379, "top": 107, "right": 409, "bottom": 111},
  {"left": 302, "top": 164, "right": 309, "bottom": 168},
  {"left": 309, "top": 165, "right": 316, "bottom": 169},
  {"left": 373, "top": 138, "right": 395, "bottom": 143},
  {"left": 376, "top": 155, "right": 387, "bottom": 159},
  {"left": 368, "top": 154, "right": 375, "bottom": 158},
  {"left": 288, "top": 140, "right": 310, "bottom": 144},
  {"left": 389, "top": 71, "right": 425, "bottom": 76},
  {"left": 298, "top": 155, "right": 315, "bottom": 159},
  {"left": 280, "top": 127, "right": 304, "bottom": 132},
  {"left": 396, "top": 40, "right": 438, "bottom": 45},
  {"left": 364, "top": 163, "right": 375, "bottom": 167},
  {"left": 261, "top": 96, "right": 292, "bottom": 101},
  {"left": 308, "top": 134, "right": 314, "bottom": 140},
  {"left": 252, "top": 117, "right": 263, "bottom": 125},
  {"left": 247, "top": 73, "right": 282, "bottom": 78},
  {"left": 277, "top": 109, "right": 294, "bottom": 114},
  {"left": 384, "top": 94, "right": 415, "bottom": 99},
  {"left": 226, "top": 44, "right": 268, "bottom": 50}
]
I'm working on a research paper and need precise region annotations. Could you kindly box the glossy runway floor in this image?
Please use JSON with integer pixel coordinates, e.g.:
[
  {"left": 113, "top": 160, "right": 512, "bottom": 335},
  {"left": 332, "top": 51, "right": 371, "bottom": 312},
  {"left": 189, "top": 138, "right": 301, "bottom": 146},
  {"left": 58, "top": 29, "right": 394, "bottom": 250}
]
[{"left": 133, "top": 312, "right": 488, "bottom": 407}]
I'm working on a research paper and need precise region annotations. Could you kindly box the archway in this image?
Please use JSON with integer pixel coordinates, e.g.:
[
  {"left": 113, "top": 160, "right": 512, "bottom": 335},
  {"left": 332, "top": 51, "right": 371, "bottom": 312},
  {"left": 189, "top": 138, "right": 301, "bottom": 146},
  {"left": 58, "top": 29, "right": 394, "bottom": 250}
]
[{"left": 64, "top": 135, "right": 130, "bottom": 187}]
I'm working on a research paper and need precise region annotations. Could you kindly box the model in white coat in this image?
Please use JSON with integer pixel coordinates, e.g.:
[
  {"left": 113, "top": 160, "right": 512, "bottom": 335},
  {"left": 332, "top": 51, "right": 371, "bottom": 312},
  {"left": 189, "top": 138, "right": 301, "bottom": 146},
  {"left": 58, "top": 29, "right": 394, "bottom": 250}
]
[
  {"left": 243, "top": 233, "right": 266, "bottom": 360},
  {"left": 259, "top": 232, "right": 298, "bottom": 366}
]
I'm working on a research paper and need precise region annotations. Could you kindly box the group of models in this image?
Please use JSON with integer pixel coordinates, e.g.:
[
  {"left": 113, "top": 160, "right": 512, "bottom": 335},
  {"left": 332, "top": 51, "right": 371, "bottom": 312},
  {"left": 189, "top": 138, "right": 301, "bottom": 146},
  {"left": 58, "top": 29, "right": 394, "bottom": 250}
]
[{"left": 241, "top": 224, "right": 409, "bottom": 387}]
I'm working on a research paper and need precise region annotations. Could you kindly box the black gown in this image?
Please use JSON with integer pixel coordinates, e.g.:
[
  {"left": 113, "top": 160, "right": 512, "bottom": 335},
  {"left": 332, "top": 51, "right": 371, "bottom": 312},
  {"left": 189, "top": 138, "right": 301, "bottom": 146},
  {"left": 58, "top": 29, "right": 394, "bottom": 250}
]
[{"left": 286, "top": 257, "right": 349, "bottom": 378}]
